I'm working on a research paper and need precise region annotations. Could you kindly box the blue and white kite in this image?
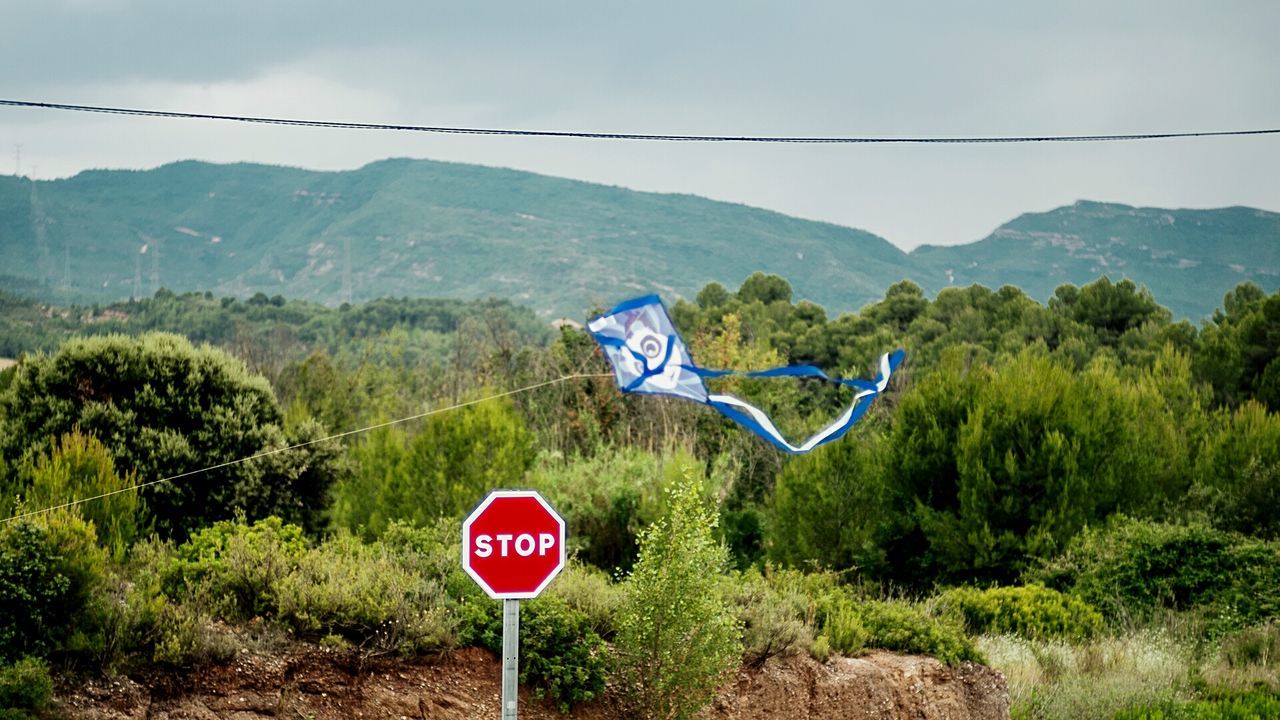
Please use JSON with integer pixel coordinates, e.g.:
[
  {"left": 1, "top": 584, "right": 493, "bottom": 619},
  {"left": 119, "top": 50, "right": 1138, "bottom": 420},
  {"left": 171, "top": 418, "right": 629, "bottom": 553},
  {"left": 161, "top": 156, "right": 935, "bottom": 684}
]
[{"left": 587, "top": 295, "right": 904, "bottom": 454}]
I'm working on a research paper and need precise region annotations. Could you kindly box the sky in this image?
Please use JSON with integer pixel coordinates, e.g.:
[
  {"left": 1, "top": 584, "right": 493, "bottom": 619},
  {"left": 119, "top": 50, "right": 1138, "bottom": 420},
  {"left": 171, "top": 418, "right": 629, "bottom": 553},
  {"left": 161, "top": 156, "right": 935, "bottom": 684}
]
[{"left": 1, "top": 1, "right": 1278, "bottom": 250}]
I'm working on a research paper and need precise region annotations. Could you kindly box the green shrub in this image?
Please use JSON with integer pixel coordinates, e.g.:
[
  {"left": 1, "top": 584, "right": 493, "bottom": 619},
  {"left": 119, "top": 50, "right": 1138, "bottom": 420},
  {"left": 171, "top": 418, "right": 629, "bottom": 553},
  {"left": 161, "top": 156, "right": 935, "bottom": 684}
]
[
  {"left": 544, "top": 562, "right": 623, "bottom": 638},
  {"left": 809, "top": 634, "right": 831, "bottom": 663},
  {"left": 797, "top": 583, "right": 979, "bottom": 665},
  {"left": 730, "top": 568, "right": 813, "bottom": 664},
  {"left": 940, "top": 584, "right": 1104, "bottom": 640},
  {"left": 0, "top": 333, "right": 340, "bottom": 538},
  {"left": 1112, "top": 691, "right": 1280, "bottom": 720},
  {"left": 614, "top": 470, "right": 742, "bottom": 719},
  {"left": 274, "top": 533, "right": 454, "bottom": 655},
  {"left": 1219, "top": 624, "right": 1280, "bottom": 670},
  {"left": 821, "top": 596, "right": 869, "bottom": 656},
  {"left": 94, "top": 541, "right": 172, "bottom": 671},
  {"left": 527, "top": 447, "right": 667, "bottom": 573},
  {"left": 0, "top": 657, "right": 52, "bottom": 718},
  {"left": 767, "top": 428, "right": 887, "bottom": 574},
  {"left": 378, "top": 519, "right": 473, "bottom": 601},
  {"left": 329, "top": 397, "right": 534, "bottom": 534},
  {"left": 879, "top": 348, "right": 1183, "bottom": 587},
  {"left": 520, "top": 599, "right": 609, "bottom": 711},
  {"left": 856, "top": 599, "right": 982, "bottom": 665},
  {"left": 1190, "top": 402, "right": 1280, "bottom": 540},
  {"left": 9, "top": 430, "right": 145, "bottom": 558},
  {"left": 457, "top": 595, "right": 609, "bottom": 712},
  {"left": 151, "top": 594, "right": 235, "bottom": 667},
  {"left": 1031, "top": 517, "right": 1280, "bottom": 632},
  {"left": 0, "top": 514, "right": 106, "bottom": 663},
  {"left": 163, "top": 516, "right": 307, "bottom": 618}
]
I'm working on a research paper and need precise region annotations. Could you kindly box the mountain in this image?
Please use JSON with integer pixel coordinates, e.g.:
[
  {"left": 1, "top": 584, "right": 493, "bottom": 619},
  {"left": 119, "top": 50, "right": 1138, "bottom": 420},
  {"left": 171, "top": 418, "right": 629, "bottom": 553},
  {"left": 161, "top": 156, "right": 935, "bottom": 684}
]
[
  {"left": 1, "top": 160, "right": 1276, "bottom": 320},
  {"left": 911, "top": 201, "right": 1280, "bottom": 319}
]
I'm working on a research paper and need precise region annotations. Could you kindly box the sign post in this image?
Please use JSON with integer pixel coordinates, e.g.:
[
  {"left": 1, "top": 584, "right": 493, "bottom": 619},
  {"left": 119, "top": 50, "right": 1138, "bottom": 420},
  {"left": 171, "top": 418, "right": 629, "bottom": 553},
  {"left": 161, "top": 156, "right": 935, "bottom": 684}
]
[{"left": 462, "top": 490, "right": 566, "bottom": 720}]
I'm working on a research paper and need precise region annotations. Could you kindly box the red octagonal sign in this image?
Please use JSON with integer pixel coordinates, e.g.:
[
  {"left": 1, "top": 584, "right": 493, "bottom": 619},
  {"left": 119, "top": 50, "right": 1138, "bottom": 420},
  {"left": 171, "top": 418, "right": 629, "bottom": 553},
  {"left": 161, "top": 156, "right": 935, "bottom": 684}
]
[{"left": 462, "top": 490, "right": 566, "bottom": 599}]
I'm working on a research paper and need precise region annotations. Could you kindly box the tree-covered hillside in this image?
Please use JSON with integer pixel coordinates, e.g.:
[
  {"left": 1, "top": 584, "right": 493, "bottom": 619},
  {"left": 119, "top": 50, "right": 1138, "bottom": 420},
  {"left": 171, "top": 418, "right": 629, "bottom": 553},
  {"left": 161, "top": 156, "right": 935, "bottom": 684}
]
[
  {"left": 2, "top": 162, "right": 1276, "bottom": 320},
  {"left": 0, "top": 160, "right": 906, "bottom": 318},
  {"left": 912, "top": 201, "right": 1280, "bottom": 321}
]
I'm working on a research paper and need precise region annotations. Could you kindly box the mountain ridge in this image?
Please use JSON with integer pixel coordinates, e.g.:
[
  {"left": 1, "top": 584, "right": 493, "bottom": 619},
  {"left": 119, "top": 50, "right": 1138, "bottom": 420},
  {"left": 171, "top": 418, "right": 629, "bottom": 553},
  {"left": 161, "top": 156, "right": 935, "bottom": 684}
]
[{"left": 1, "top": 159, "right": 1276, "bottom": 320}]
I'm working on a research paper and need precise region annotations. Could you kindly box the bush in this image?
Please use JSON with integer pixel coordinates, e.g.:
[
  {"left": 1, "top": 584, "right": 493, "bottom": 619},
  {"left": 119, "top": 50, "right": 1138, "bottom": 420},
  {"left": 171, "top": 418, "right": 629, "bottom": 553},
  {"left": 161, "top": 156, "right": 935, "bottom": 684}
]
[
  {"left": 151, "top": 595, "right": 235, "bottom": 667},
  {"left": 377, "top": 519, "right": 474, "bottom": 600},
  {"left": 0, "top": 657, "right": 52, "bottom": 719},
  {"left": 939, "top": 584, "right": 1104, "bottom": 640},
  {"left": 0, "top": 333, "right": 339, "bottom": 538},
  {"left": 1031, "top": 517, "right": 1280, "bottom": 632},
  {"left": 777, "top": 575, "right": 981, "bottom": 666},
  {"left": 614, "top": 470, "right": 742, "bottom": 719},
  {"left": 767, "top": 430, "right": 887, "bottom": 573},
  {"left": 458, "top": 594, "right": 609, "bottom": 711},
  {"left": 274, "top": 532, "right": 454, "bottom": 655},
  {"left": 527, "top": 447, "right": 666, "bottom": 573},
  {"left": 820, "top": 595, "right": 869, "bottom": 657},
  {"left": 0, "top": 514, "right": 106, "bottom": 663},
  {"left": 162, "top": 516, "right": 307, "bottom": 619},
  {"left": 1219, "top": 623, "right": 1280, "bottom": 670},
  {"left": 329, "top": 397, "right": 535, "bottom": 534},
  {"left": 1112, "top": 691, "right": 1280, "bottom": 720},
  {"left": 855, "top": 599, "right": 981, "bottom": 665},
  {"left": 94, "top": 541, "right": 171, "bottom": 671},
  {"left": 880, "top": 349, "right": 1182, "bottom": 586},
  {"left": 7, "top": 430, "right": 144, "bottom": 557},
  {"left": 543, "top": 562, "right": 623, "bottom": 638},
  {"left": 730, "top": 568, "right": 814, "bottom": 665}
]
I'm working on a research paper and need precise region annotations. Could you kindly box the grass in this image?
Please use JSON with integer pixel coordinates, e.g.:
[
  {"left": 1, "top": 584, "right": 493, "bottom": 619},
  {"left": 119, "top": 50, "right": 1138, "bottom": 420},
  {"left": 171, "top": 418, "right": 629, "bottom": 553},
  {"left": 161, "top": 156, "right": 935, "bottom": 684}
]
[
  {"left": 983, "top": 631, "right": 1192, "bottom": 720},
  {"left": 981, "top": 617, "right": 1280, "bottom": 720}
]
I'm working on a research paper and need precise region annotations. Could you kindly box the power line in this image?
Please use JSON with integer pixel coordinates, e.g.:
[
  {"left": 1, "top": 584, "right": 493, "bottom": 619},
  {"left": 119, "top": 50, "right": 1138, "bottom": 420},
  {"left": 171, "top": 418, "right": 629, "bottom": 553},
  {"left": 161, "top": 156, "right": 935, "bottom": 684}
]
[
  {"left": 1, "top": 372, "right": 612, "bottom": 525},
  {"left": 3, "top": 98, "right": 1279, "bottom": 144}
]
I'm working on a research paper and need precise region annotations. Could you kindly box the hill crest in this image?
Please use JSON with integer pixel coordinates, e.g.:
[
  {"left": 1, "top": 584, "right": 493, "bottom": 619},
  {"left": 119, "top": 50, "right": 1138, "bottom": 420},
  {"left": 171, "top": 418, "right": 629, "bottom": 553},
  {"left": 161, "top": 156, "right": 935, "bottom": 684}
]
[{"left": 1, "top": 159, "right": 1275, "bottom": 319}]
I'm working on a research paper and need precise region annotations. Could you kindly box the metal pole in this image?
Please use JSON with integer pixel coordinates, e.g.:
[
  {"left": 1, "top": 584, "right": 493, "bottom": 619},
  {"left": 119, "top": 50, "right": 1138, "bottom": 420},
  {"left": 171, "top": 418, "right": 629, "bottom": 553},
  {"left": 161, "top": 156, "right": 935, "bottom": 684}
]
[{"left": 502, "top": 599, "right": 520, "bottom": 720}]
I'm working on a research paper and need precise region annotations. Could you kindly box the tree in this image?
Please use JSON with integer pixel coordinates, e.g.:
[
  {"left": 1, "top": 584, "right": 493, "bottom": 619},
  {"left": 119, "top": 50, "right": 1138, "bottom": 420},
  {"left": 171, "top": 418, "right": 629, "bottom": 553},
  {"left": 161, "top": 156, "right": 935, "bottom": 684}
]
[
  {"left": 0, "top": 333, "right": 339, "bottom": 538},
  {"left": 1195, "top": 283, "right": 1279, "bottom": 408},
  {"left": 1191, "top": 401, "right": 1280, "bottom": 539},
  {"left": 614, "top": 469, "right": 742, "bottom": 719},
  {"left": 329, "top": 396, "right": 535, "bottom": 534},
  {"left": 736, "top": 272, "right": 792, "bottom": 306},
  {"left": 5, "top": 431, "right": 144, "bottom": 557},
  {"left": 949, "top": 352, "right": 1180, "bottom": 581},
  {"left": 1051, "top": 276, "right": 1170, "bottom": 344},
  {"left": 879, "top": 348, "right": 1183, "bottom": 585},
  {"left": 767, "top": 428, "right": 887, "bottom": 573}
]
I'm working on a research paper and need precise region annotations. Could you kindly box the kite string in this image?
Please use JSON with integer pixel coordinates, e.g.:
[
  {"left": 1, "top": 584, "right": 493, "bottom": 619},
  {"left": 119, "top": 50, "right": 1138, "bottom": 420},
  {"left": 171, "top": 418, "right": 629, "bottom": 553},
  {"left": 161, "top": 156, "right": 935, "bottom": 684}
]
[{"left": 2, "top": 372, "right": 613, "bottom": 525}]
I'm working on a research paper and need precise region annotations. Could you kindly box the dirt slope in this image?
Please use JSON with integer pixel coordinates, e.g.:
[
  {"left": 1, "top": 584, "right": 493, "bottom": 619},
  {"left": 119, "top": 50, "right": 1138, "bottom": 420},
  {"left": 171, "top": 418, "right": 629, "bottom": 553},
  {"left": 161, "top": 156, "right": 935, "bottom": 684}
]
[{"left": 59, "top": 646, "right": 1008, "bottom": 720}]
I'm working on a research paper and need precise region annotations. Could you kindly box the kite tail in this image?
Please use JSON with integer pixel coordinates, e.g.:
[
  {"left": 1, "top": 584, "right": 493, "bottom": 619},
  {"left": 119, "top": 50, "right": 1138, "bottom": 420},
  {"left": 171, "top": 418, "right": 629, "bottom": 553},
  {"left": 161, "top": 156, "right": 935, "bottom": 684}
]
[{"left": 704, "top": 349, "right": 904, "bottom": 454}]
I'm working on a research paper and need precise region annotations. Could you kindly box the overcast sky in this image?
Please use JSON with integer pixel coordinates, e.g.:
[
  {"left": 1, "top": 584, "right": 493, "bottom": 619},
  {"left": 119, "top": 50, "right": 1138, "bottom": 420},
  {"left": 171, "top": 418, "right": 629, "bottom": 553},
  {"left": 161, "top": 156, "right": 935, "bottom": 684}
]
[{"left": 2, "top": 1, "right": 1278, "bottom": 250}]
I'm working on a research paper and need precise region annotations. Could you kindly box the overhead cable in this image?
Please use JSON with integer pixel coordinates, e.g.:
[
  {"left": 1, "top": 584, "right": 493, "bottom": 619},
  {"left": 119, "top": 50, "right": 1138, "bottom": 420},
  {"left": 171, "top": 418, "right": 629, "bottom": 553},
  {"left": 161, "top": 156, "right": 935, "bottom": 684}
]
[{"left": 2, "top": 99, "right": 1278, "bottom": 144}]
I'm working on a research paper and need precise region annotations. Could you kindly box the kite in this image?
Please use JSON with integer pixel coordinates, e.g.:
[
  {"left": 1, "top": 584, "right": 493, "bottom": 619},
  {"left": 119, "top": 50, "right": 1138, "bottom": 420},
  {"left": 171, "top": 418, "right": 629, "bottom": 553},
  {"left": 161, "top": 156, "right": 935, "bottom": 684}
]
[{"left": 587, "top": 294, "right": 904, "bottom": 454}]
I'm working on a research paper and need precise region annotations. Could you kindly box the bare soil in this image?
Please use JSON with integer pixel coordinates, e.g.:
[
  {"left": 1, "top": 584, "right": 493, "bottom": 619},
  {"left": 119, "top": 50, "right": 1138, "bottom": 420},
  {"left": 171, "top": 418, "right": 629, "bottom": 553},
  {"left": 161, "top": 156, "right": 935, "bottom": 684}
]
[{"left": 58, "top": 645, "right": 1009, "bottom": 720}]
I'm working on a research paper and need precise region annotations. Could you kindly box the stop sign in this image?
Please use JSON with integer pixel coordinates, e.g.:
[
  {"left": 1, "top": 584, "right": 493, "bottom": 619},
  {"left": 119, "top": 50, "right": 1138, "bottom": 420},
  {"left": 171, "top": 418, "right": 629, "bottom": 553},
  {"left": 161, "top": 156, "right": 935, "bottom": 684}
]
[{"left": 462, "top": 490, "right": 566, "bottom": 599}]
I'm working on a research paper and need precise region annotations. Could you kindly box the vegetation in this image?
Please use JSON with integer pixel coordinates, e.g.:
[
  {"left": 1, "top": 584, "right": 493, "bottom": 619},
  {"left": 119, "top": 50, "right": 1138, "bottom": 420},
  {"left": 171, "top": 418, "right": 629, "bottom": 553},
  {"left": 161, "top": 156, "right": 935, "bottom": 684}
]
[
  {"left": 3, "top": 272, "right": 1280, "bottom": 717},
  {"left": 0, "top": 333, "right": 341, "bottom": 538},
  {"left": 4, "top": 165, "right": 1278, "bottom": 321},
  {"left": 614, "top": 471, "right": 742, "bottom": 719}
]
